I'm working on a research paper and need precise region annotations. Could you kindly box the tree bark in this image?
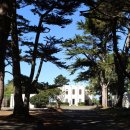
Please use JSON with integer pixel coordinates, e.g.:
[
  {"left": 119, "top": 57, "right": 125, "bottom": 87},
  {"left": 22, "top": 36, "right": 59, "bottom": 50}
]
[
  {"left": 99, "top": 69, "right": 109, "bottom": 108},
  {"left": 11, "top": 0, "right": 26, "bottom": 116},
  {"left": 24, "top": 7, "right": 54, "bottom": 112},
  {"left": 115, "top": 74, "right": 125, "bottom": 107},
  {"left": 34, "top": 57, "right": 44, "bottom": 81},
  {"left": 112, "top": 18, "right": 125, "bottom": 107},
  {"left": 24, "top": 15, "right": 44, "bottom": 114},
  {"left": 101, "top": 84, "right": 108, "bottom": 108},
  {"left": 24, "top": 9, "right": 53, "bottom": 112},
  {"left": 0, "top": 71, "right": 4, "bottom": 110},
  {"left": 0, "top": 40, "right": 6, "bottom": 110},
  {"left": 0, "top": 1, "right": 11, "bottom": 110}
]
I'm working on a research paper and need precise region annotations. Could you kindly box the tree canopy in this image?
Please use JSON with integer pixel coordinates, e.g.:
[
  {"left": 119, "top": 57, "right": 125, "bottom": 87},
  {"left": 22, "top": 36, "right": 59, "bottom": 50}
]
[
  {"left": 1, "top": 0, "right": 130, "bottom": 116},
  {"left": 54, "top": 74, "right": 70, "bottom": 86}
]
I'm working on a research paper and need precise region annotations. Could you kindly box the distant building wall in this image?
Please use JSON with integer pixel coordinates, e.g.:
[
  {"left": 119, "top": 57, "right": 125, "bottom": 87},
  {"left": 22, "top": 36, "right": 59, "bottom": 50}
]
[
  {"left": 1, "top": 96, "right": 10, "bottom": 107},
  {"left": 10, "top": 85, "right": 92, "bottom": 108},
  {"left": 122, "top": 93, "right": 130, "bottom": 108},
  {"left": 59, "top": 85, "right": 85, "bottom": 106},
  {"left": 10, "top": 94, "right": 35, "bottom": 109},
  {"left": 112, "top": 93, "right": 130, "bottom": 108}
]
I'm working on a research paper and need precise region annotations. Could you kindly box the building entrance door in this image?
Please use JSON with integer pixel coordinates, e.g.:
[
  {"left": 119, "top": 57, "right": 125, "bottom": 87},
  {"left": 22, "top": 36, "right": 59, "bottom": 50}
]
[{"left": 72, "top": 99, "right": 75, "bottom": 105}]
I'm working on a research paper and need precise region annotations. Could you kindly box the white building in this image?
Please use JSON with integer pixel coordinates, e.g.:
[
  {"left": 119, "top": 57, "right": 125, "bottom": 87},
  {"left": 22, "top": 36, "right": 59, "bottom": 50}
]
[
  {"left": 122, "top": 93, "right": 130, "bottom": 108},
  {"left": 10, "top": 94, "right": 35, "bottom": 109},
  {"left": 112, "top": 93, "right": 130, "bottom": 108},
  {"left": 10, "top": 85, "right": 87, "bottom": 108},
  {"left": 59, "top": 85, "right": 85, "bottom": 106}
]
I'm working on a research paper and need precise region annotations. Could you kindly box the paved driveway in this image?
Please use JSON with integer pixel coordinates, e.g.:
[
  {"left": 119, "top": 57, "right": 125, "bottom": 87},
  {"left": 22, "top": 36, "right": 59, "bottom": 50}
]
[
  {"left": 39, "top": 108, "right": 130, "bottom": 130},
  {"left": 60, "top": 105, "right": 97, "bottom": 110},
  {"left": 0, "top": 106, "right": 130, "bottom": 130}
]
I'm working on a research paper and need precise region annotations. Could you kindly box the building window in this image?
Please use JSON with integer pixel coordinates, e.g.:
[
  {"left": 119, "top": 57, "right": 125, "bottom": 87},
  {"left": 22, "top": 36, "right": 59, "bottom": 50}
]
[
  {"left": 66, "top": 89, "right": 68, "bottom": 95},
  {"left": 72, "top": 99, "right": 75, "bottom": 105},
  {"left": 79, "top": 89, "right": 82, "bottom": 95},
  {"left": 72, "top": 89, "right": 75, "bottom": 95}
]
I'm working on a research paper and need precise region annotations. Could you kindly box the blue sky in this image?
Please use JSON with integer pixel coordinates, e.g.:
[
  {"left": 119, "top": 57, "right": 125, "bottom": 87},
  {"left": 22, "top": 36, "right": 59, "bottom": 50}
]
[{"left": 5, "top": 5, "right": 87, "bottom": 85}]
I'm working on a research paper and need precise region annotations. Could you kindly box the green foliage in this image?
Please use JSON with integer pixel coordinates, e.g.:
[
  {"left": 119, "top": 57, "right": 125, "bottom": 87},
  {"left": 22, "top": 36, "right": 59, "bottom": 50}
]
[
  {"left": 78, "top": 102, "right": 85, "bottom": 106},
  {"left": 91, "top": 98, "right": 99, "bottom": 105},
  {"left": 30, "top": 92, "right": 49, "bottom": 108},
  {"left": 80, "top": 0, "right": 130, "bottom": 107},
  {"left": 19, "top": 0, "right": 82, "bottom": 68},
  {"left": 86, "top": 80, "right": 101, "bottom": 96},
  {"left": 1, "top": 0, "right": 82, "bottom": 115},
  {"left": 47, "top": 88, "right": 62, "bottom": 100},
  {"left": 63, "top": 4, "right": 122, "bottom": 107},
  {"left": 17, "top": 1, "right": 81, "bottom": 100},
  {"left": 63, "top": 25, "right": 114, "bottom": 83},
  {"left": 54, "top": 74, "right": 70, "bottom": 86},
  {"left": 21, "top": 36, "right": 67, "bottom": 69},
  {"left": 60, "top": 102, "right": 69, "bottom": 106},
  {"left": 30, "top": 88, "right": 62, "bottom": 107},
  {"left": 4, "top": 80, "right": 14, "bottom": 98}
]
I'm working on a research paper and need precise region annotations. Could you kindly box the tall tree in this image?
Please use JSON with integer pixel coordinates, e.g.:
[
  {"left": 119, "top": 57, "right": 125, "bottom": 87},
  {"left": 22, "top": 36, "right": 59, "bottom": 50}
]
[
  {"left": 11, "top": 0, "right": 26, "bottom": 116},
  {"left": 10, "top": 0, "right": 82, "bottom": 116},
  {"left": 63, "top": 30, "right": 114, "bottom": 108},
  {"left": 4, "top": 80, "right": 14, "bottom": 98},
  {"left": 79, "top": 18, "right": 114, "bottom": 108},
  {"left": 0, "top": 0, "right": 12, "bottom": 110},
  {"left": 81, "top": 0, "right": 130, "bottom": 107},
  {"left": 54, "top": 74, "right": 70, "bottom": 86}
]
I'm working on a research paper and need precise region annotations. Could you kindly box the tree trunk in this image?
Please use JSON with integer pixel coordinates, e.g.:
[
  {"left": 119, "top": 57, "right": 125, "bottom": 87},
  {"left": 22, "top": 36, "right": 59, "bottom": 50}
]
[
  {"left": 11, "top": 0, "right": 26, "bottom": 116},
  {"left": 24, "top": 9, "right": 54, "bottom": 112},
  {"left": 112, "top": 18, "right": 125, "bottom": 107},
  {"left": 99, "top": 69, "right": 108, "bottom": 108},
  {"left": 101, "top": 84, "right": 108, "bottom": 108},
  {"left": 24, "top": 15, "right": 44, "bottom": 113},
  {"left": 23, "top": 92, "right": 30, "bottom": 115},
  {"left": 115, "top": 74, "right": 125, "bottom": 107},
  {"left": 0, "top": 1, "right": 11, "bottom": 110},
  {"left": 24, "top": 8, "right": 54, "bottom": 113},
  {"left": 0, "top": 40, "right": 6, "bottom": 110},
  {"left": 23, "top": 57, "right": 44, "bottom": 114},
  {"left": 0, "top": 72, "right": 4, "bottom": 110}
]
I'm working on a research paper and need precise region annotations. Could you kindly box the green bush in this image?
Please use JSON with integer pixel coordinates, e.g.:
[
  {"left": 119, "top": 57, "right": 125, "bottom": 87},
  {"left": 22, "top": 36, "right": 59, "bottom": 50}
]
[
  {"left": 78, "top": 102, "right": 85, "bottom": 106},
  {"left": 61, "top": 102, "right": 69, "bottom": 106},
  {"left": 30, "top": 92, "right": 49, "bottom": 108},
  {"left": 30, "top": 88, "right": 63, "bottom": 108},
  {"left": 92, "top": 98, "right": 99, "bottom": 105},
  {"left": 49, "top": 102, "right": 57, "bottom": 106}
]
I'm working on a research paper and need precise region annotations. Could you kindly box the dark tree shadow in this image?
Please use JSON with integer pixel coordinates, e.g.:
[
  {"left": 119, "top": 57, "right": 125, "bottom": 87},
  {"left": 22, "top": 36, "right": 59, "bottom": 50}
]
[{"left": 0, "top": 108, "right": 130, "bottom": 130}]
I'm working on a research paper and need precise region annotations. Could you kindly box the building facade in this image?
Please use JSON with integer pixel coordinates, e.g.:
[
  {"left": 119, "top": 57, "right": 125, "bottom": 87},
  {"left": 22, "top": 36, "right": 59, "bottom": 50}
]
[
  {"left": 111, "top": 93, "right": 130, "bottom": 108},
  {"left": 10, "top": 85, "right": 86, "bottom": 108},
  {"left": 59, "top": 85, "right": 85, "bottom": 106},
  {"left": 10, "top": 94, "right": 35, "bottom": 109}
]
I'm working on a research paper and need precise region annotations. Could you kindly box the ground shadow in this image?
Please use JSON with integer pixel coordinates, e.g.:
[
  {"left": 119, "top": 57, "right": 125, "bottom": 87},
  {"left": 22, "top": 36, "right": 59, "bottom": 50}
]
[
  {"left": 0, "top": 108, "right": 130, "bottom": 130},
  {"left": 0, "top": 112, "right": 44, "bottom": 130}
]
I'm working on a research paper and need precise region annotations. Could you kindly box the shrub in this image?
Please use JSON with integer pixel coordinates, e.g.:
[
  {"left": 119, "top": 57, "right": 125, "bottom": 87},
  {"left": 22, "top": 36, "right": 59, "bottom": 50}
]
[
  {"left": 30, "top": 88, "right": 63, "bottom": 108},
  {"left": 61, "top": 102, "right": 69, "bottom": 106},
  {"left": 78, "top": 102, "right": 85, "bottom": 106},
  {"left": 30, "top": 92, "right": 49, "bottom": 108},
  {"left": 92, "top": 98, "right": 99, "bottom": 105},
  {"left": 49, "top": 102, "right": 57, "bottom": 106}
]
